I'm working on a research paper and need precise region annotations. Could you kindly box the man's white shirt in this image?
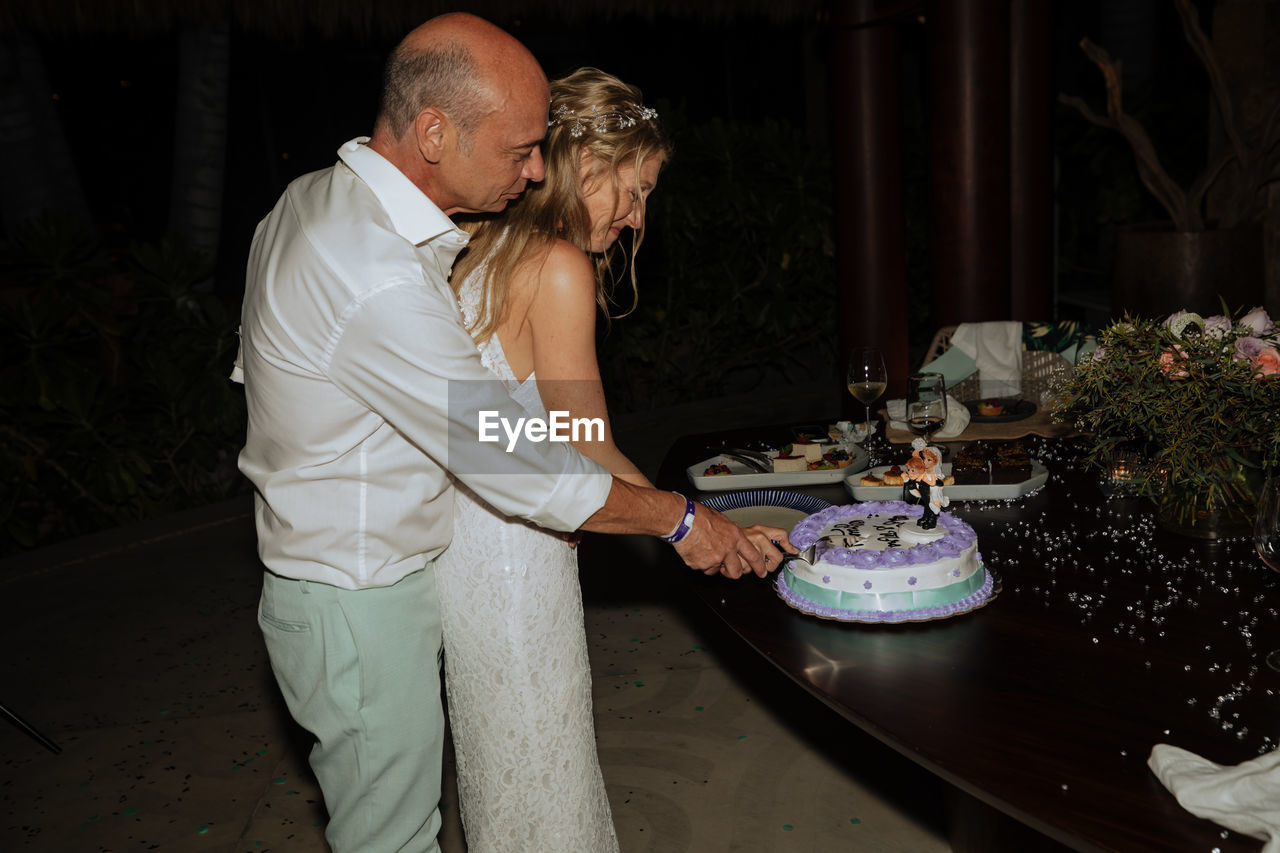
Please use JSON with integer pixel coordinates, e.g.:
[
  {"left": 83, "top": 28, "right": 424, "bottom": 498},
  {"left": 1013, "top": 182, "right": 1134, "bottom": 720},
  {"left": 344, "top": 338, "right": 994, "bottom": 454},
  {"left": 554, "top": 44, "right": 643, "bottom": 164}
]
[{"left": 233, "top": 137, "right": 612, "bottom": 590}]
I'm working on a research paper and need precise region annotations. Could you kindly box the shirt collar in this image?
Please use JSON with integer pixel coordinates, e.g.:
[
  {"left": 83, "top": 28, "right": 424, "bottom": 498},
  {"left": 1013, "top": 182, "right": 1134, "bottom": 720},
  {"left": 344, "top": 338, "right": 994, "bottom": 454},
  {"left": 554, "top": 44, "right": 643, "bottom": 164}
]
[{"left": 337, "top": 137, "right": 468, "bottom": 250}]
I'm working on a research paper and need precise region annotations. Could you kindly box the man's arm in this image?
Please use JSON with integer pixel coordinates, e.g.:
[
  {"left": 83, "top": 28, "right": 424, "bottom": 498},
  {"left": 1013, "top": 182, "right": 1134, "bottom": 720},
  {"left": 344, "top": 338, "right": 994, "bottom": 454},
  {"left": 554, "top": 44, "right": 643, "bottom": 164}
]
[
  {"left": 326, "top": 284, "right": 790, "bottom": 575},
  {"left": 580, "top": 478, "right": 792, "bottom": 579}
]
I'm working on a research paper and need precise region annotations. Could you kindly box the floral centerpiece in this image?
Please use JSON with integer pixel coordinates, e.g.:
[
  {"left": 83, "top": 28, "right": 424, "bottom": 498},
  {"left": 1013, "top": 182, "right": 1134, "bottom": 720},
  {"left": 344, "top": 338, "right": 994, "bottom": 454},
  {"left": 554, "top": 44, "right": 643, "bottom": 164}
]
[{"left": 1053, "top": 306, "right": 1280, "bottom": 537}]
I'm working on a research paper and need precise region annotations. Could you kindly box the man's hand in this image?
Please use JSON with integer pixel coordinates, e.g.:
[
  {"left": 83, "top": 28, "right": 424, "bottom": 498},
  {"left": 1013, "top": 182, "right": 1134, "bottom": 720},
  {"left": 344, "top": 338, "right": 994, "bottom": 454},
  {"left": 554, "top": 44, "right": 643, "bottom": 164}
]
[
  {"left": 579, "top": 481, "right": 795, "bottom": 577},
  {"left": 673, "top": 505, "right": 796, "bottom": 579}
]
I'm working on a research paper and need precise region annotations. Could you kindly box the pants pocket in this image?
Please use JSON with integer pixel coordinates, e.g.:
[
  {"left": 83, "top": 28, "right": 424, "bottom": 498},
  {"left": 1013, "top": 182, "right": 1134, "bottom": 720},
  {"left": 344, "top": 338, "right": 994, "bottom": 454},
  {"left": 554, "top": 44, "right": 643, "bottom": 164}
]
[
  {"left": 259, "top": 574, "right": 312, "bottom": 633},
  {"left": 259, "top": 608, "right": 310, "bottom": 633}
]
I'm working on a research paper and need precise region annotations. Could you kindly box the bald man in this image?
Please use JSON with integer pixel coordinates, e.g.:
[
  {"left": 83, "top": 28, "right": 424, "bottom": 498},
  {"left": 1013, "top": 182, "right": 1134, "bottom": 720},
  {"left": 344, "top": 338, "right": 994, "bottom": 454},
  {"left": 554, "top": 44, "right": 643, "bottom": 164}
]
[{"left": 233, "top": 13, "right": 789, "bottom": 852}]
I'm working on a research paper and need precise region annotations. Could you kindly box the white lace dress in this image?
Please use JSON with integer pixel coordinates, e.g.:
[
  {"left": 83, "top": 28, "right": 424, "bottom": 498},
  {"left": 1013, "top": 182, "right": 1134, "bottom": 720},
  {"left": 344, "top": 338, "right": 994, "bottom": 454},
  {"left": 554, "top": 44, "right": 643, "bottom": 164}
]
[{"left": 434, "top": 274, "right": 619, "bottom": 853}]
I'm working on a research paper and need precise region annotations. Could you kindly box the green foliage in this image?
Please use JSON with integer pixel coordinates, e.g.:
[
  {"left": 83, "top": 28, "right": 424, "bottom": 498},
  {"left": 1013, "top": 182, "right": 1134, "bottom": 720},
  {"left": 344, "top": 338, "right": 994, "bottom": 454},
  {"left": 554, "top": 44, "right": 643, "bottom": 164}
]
[
  {"left": 8, "top": 211, "right": 99, "bottom": 279},
  {"left": 598, "top": 114, "right": 836, "bottom": 411},
  {"left": 0, "top": 220, "right": 247, "bottom": 556},
  {"left": 1053, "top": 307, "right": 1280, "bottom": 516}
]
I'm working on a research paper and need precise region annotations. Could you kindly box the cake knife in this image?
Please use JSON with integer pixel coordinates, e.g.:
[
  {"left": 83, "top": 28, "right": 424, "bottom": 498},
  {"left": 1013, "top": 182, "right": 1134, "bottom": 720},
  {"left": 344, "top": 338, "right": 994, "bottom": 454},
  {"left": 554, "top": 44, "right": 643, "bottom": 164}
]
[{"left": 774, "top": 538, "right": 823, "bottom": 567}]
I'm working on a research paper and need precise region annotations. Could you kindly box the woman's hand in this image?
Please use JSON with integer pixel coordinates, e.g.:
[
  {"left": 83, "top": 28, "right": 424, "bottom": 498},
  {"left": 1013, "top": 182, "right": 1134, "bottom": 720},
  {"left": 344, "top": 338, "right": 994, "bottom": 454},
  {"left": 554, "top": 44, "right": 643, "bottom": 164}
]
[
  {"left": 555, "top": 530, "right": 583, "bottom": 548},
  {"left": 674, "top": 514, "right": 795, "bottom": 579},
  {"left": 741, "top": 525, "right": 795, "bottom": 578}
]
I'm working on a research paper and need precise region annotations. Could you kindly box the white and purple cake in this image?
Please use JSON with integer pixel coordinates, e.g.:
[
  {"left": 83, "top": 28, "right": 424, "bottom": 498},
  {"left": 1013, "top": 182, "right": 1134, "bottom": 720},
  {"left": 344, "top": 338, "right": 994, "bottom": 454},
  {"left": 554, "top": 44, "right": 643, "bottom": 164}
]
[{"left": 776, "top": 501, "right": 992, "bottom": 623}]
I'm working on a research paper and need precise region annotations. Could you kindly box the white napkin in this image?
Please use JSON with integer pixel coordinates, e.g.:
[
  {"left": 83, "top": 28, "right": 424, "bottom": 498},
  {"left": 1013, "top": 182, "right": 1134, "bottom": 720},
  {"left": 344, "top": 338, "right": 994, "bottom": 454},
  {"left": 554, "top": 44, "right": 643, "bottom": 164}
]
[
  {"left": 1149, "top": 743, "right": 1280, "bottom": 851},
  {"left": 886, "top": 395, "right": 971, "bottom": 438},
  {"left": 950, "top": 322, "right": 1022, "bottom": 398}
]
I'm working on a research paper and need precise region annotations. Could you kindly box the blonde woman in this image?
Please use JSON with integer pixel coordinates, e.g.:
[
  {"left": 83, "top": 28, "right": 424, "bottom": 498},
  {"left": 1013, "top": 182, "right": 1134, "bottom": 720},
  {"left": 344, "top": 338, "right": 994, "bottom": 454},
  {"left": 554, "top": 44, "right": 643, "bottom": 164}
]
[{"left": 435, "top": 68, "right": 670, "bottom": 851}]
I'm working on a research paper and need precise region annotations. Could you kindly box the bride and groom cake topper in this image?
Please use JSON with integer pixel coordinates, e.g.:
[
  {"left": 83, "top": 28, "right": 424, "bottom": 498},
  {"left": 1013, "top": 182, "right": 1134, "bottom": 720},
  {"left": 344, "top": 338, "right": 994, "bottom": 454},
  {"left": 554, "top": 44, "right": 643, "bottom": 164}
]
[{"left": 902, "top": 437, "right": 949, "bottom": 538}]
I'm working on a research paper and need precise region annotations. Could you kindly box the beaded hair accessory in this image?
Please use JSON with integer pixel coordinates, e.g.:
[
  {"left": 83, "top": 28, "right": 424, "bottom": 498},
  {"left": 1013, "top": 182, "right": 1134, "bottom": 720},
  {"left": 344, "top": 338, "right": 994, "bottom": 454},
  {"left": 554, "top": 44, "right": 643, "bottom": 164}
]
[{"left": 548, "top": 102, "right": 660, "bottom": 138}]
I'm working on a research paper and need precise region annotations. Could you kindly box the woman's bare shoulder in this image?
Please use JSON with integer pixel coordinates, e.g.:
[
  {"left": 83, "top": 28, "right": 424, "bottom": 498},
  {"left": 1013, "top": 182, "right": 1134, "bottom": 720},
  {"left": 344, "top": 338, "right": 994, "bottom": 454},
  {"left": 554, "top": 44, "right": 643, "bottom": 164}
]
[{"left": 535, "top": 238, "right": 597, "bottom": 303}]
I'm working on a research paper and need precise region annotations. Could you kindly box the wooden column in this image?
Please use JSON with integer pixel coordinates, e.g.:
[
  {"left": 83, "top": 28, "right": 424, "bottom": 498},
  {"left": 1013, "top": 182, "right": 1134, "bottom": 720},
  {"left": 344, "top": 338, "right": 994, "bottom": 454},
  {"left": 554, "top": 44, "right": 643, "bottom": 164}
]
[
  {"left": 830, "top": 0, "right": 909, "bottom": 403},
  {"left": 1009, "top": 0, "right": 1054, "bottom": 321},
  {"left": 927, "top": 0, "right": 1012, "bottom": 326},
  {"left": 1211, "top": 0, "right": 1280, "bottom": 316}
]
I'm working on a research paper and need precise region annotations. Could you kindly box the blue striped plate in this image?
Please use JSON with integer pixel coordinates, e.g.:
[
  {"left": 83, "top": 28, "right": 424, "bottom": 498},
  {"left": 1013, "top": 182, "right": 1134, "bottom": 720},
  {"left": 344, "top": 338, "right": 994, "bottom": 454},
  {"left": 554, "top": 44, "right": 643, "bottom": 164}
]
[{"left": 701, "top": 489, "right": 834, "bottom": 532}]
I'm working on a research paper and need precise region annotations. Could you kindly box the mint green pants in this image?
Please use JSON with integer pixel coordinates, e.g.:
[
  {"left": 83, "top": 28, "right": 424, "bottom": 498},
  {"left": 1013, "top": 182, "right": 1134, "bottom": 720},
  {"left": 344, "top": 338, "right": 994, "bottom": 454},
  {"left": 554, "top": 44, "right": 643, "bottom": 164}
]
[{"left": 259, "top": 567, "right": 443, "bottom": 853}]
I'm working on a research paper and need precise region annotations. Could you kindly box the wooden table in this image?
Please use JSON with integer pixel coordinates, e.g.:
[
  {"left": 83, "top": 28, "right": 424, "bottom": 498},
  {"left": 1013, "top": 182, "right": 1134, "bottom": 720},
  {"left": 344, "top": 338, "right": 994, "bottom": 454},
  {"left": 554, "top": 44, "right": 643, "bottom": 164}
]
[{"left": 655, "top": 424, "right": 1280, "bottom": 853}]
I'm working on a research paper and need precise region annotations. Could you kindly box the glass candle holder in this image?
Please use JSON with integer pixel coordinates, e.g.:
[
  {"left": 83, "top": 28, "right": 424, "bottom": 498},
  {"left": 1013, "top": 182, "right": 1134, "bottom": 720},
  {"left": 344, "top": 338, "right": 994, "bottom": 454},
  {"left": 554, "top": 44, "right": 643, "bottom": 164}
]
[{"left": 1098, "top": 454, "right": 1141, "bottom": 498}]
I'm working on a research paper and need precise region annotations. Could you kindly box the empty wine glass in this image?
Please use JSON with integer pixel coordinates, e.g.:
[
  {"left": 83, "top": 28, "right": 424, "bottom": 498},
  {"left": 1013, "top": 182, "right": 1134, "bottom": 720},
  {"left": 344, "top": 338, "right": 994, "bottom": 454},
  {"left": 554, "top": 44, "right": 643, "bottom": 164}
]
[
  {"left": 847, "top": 348, "right": 888, "bottom": 439},
  {"left": 906, "top": 372, "right": 947, "bottom": 441},
  {"left": 1255, "top": 474, "right": 1280, "bottom": 672}
]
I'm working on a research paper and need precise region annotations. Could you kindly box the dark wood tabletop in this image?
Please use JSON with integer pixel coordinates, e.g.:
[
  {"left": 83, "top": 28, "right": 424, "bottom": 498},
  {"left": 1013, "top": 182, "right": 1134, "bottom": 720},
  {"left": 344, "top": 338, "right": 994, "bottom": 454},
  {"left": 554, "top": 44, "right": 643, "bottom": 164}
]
[{"left": 655, "top": 423, "right": 1280, "bottom": 853}]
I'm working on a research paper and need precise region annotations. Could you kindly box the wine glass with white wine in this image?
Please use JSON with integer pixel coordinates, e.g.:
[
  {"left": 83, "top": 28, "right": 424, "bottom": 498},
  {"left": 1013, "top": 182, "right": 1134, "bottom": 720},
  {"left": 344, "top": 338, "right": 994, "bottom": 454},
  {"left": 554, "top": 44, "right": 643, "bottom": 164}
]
[
  {"left": 906, "top": 372, "right": 948, "bottom": 441},
  {"left": 1255, "top": 475, "right": 1280, "bottom": 672},
  {"left": 847, "top": 348, "right": 888, "bottom": 440}
]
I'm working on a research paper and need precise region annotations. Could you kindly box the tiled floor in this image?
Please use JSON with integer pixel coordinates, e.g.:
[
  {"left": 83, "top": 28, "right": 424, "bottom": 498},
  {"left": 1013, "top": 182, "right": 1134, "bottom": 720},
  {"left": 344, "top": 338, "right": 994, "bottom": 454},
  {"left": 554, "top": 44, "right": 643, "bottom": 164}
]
[
  {"left": 579, "top": 545, "right": 950, "bottom": 853},
  {"left": 0, "top": 383, "right": 953, "bottom": 852}
]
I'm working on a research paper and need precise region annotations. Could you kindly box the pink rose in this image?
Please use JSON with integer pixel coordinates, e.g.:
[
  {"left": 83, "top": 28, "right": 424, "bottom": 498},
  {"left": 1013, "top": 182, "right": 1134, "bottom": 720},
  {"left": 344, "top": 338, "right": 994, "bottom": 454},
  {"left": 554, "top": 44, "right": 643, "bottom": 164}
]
[
  {"left": 1238, "top": 307, "right": 1276, "bottom": 337},
  {"left": 1236, "top": 337, "right": 1280, "bottom": 376},
  {"left": 1254, "top": 346, "right": 1280, "bottom": 377},
  {"left": 1158, "top": 347, "right": 1188, "bottom": 379}
]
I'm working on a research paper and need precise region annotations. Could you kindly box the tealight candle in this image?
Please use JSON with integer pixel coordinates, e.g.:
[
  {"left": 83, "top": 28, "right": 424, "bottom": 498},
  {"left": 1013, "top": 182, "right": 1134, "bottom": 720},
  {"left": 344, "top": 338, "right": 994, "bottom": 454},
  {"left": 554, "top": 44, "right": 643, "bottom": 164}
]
[{"left": 1098, "top": 453, "right": 1143, "bottom": 498}]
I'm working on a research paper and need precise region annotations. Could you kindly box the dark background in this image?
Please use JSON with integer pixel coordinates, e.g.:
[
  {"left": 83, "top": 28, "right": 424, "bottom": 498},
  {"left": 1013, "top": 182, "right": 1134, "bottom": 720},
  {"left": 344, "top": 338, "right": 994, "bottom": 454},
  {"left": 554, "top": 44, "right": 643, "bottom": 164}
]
[
  {"left": 24, "top": 14, "right": 819, "bottom": 289},
  {"left": 3, "top": 0, "right": 1264, "bottom": 554},
  {"left": 10, "top": 1, "right": 1221, "bottom": 307}
]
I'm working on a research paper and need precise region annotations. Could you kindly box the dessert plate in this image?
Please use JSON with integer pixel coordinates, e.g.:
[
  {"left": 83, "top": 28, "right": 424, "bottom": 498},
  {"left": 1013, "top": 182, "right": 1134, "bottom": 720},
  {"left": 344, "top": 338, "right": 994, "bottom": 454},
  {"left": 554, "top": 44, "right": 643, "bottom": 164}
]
[
  {"left": 700, "top": 489, "right": 833, "bottom": 530},
  {"left": 843, "top": 461, "right": 1049, "bottom": 501},
  {"left": 687, "top": 445, "right": 869, "bottom": 491},
  {"left": 963, "top": 398, "right": 1037, "bottom": 423}
]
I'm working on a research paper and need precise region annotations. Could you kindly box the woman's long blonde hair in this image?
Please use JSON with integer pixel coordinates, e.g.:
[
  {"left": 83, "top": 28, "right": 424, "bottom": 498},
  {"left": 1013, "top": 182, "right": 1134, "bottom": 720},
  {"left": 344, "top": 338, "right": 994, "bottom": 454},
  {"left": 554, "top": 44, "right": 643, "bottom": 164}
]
[{"left": 450, "top": 67, "right": 671, "bottom": 344}]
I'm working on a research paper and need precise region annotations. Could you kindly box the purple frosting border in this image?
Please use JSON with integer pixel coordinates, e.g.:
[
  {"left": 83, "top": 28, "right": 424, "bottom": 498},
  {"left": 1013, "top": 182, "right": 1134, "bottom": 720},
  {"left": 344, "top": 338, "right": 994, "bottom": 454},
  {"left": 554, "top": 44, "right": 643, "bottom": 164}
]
[
  {"left": 775, "top": 566, "right": 994, "bottom": 624},
  {"left": 789, "top": 501, "right": 977, "bottom": 569}
]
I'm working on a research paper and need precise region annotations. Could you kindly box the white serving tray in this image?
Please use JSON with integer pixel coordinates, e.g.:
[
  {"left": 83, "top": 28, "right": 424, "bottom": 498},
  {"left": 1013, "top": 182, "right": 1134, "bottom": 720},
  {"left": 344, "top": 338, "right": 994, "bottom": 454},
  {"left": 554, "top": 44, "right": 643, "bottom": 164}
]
[
  {"left": 687, "top": 445, "right": 869, "bottom": 491},
  {"left": 843, "top": 461, "right": 1049, "bottom": 501}
]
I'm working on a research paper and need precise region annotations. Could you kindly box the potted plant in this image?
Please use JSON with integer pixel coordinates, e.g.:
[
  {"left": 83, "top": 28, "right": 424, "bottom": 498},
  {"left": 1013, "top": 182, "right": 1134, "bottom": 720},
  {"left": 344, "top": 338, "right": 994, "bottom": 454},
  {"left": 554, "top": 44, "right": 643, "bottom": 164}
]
[
  {"left": 1053, "top": 305, "right": 1280, "bottom": 538},
  {"left": 1059, "top": 0, "right": 1280, "bottom": 318}
]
